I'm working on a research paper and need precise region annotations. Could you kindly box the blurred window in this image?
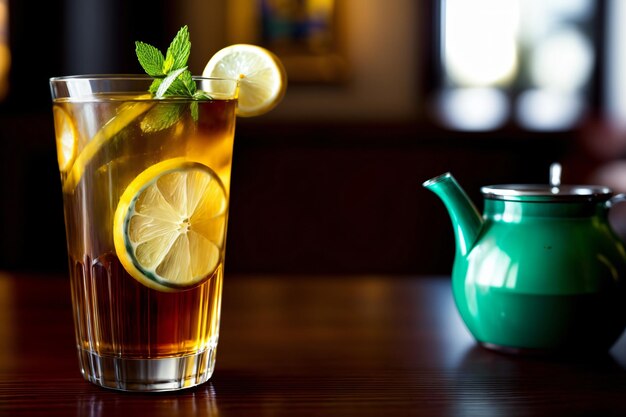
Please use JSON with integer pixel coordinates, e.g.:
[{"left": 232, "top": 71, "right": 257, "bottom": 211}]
[
  {"left": 606, "top": 0, "right": 626, "bottom": 129},
  {"left": 435, "top": 0, "right": 598, "bottom": 131}
]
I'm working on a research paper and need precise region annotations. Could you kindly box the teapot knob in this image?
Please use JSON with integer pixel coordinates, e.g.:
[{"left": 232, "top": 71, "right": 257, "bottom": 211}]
[{"left": 550, "top": 162, "right": 562, "bottom": 192}]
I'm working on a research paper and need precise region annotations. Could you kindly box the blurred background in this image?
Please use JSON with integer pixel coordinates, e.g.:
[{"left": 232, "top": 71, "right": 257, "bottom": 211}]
[{"left": 1, "top": 0, "right": 625, "bottom": 276}]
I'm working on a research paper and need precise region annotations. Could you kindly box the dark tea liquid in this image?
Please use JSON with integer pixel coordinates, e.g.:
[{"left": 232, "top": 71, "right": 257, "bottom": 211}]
[{"left": 70, "top": 252, "right": 222, "bottom": 358}]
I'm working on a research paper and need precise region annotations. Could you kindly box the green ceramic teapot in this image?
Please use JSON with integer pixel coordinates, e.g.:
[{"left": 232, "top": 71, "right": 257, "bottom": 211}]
[{"left": 423, "top": 164, "right": 626, "bottom": 354}]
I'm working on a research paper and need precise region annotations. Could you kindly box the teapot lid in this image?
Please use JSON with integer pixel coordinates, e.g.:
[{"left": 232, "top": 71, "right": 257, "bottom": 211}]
[
  {"left": 480, "top": 163, "right": 613, "bottom": 202},
  {"left": 481, "top": 184, "right": 613, "bottom": 202}
]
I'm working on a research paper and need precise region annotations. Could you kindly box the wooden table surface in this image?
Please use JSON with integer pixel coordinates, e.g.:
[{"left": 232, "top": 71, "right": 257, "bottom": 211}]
[{"left": 2, "top": 272, "right": 626, "bottom": 416}]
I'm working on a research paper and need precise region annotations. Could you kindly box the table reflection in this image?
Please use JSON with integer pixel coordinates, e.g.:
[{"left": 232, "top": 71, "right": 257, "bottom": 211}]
[{"left": 76, "top": 384, "right": 219, "bottom": 417}]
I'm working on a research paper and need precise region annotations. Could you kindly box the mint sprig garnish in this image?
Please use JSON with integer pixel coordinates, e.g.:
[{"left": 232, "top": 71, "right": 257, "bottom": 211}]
[{"left": 135, "top": 25, "right": 209, "bottom": 132}]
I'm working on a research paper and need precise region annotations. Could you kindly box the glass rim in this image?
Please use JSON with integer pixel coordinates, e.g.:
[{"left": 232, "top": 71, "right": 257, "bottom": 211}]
[{"left": 49, "top": 74, "right": 238, "bottom": 83}]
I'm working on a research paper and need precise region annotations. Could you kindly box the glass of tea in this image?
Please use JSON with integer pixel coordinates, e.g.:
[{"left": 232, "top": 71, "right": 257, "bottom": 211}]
[{"left": 49, "top": 75, "right": 238, "bottom": 391}]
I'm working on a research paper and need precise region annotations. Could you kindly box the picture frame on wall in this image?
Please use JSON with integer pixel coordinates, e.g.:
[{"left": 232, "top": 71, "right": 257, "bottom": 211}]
[{"left": 226, "top": 0, "right": 350, "bottom": 84}]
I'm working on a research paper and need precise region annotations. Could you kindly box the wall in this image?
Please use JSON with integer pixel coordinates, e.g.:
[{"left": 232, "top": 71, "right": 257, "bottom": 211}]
[{"left": 180, "top": 0, "right": 422, "bottom": 122}]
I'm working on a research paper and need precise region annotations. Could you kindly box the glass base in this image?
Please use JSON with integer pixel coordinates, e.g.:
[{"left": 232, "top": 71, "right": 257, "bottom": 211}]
[{"left": 77, "top": 347, "right": 216, "bottom": 392}]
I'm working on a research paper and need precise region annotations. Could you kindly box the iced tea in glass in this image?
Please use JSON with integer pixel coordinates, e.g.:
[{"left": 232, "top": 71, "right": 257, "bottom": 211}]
[{"left": 49, "top": 75, "right": 238, "bottom": 391}]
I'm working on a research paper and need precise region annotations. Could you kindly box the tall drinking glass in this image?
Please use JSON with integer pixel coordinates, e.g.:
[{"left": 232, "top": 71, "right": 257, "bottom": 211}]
[{"left": 49, "top": 75, "right": 238, "bottom": 391}]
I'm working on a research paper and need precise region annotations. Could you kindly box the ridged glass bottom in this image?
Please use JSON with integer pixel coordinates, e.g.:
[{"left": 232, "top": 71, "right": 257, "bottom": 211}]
[{"left": 77, "top": 346, "right": 217, "bottom": 392}]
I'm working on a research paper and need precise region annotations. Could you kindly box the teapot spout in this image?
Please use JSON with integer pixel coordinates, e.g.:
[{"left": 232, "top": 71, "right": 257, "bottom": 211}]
[{"left": 423, "top": 173, "right": 483, "bottom": 256}]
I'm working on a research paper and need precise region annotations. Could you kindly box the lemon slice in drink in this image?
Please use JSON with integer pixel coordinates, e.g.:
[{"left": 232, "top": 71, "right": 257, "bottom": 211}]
[
  {"left": 202, "top": 44, "right": 286, "bottom": 117},
  {"left": 63, "top": 100, "right": 153, "bottom": 193},
  {"left": 53, "top": 106, "right": 78, "bottom": 172},
  {"left": 113, "top": 158, "right": 227, "bottom": 292}
]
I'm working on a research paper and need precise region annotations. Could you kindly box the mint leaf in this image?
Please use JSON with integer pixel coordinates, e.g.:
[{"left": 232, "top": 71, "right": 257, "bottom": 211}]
[
  {"left": 155, "top": 69, "right": 197, "bottom": 98},
  {"left": 165, "top": 26, "right": 191, "bottom": 72},
  {"left": 148, "top": 78, "right": 162, "bottom": 94},
  {"left": 190, "top": 101, "right": 199, "bottom": 121},
  {"left": 135, "top": 42, "right": 165, "bottom": 77},
  {"left": 140, "top": 104, "right": 185, "bottom": 133},
  {"left": 179, "top": 70, "right": 196, "bottom": 95},
  {"left": 194, "top": 91, "right": 212, "bottom": 100},
  {"left": 163, "top": 54, "right": 174, "bottom": 74},
  {"left": 164, "top": 79, "right": 189, "bottom": 96},
  {"left": 166, "top": 79, "right": 197, "bottom": 97},
  {"left": 156, "top": 67, "right": 188, "bottom": 98}
]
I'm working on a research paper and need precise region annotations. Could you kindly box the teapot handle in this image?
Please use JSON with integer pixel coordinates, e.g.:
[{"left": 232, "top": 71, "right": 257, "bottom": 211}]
[{"left": 607, "top": 193, "right": 626, "bottom": 208}]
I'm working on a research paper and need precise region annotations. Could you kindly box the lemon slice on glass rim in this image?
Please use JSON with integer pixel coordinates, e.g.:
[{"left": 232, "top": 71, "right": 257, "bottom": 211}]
[
  {"left": 53, "top": 106, "right": 78, "bottom": 172},
  {"left": 202, "top": 44, "right": 287, "bottom": 117},
  {"left": 113, "top": 158, "right": 228, "bottom": 292}
]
